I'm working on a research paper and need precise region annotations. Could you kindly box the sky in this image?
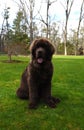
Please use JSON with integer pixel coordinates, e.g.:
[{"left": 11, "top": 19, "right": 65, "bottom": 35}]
[{"left": 0, "top": 0, "right": 84, "bottom": 34}]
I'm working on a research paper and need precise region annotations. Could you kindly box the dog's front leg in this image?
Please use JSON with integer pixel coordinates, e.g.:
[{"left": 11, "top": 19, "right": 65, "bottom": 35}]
[
  {"left": 43, "top": 83, "right": 57, "bottom": 108},
  {"left": 28, "top": 79, "right": 38, "bottom": 109}
]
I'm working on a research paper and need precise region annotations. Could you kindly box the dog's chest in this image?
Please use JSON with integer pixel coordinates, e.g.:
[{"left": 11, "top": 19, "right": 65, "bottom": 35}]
[
  {"left": 35, "top": 67, "right": 52, "bottom": 83},
  {"left": 29, "top": 62, "right": 53, "bottom": 83},
  {"left": 38, "top": 70, "right": 48, "bottom": 80}
]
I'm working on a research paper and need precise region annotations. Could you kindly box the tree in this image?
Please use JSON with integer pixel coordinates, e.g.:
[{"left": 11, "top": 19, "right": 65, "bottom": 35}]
[
  {"left": 2, "top": 10, "right": 29, "bottom": 61},
  {"left": 0, "top": 7, "right": 10, "bottom": 53},
  {"left": 49, "top": 22, "right": 60, "bottom": 54},
  {"left": 0, "top": 18, "right": 5, "bottom": 53},
  {"left": 14, "top": 0, "right": 35, "bottom": 43},
  {"left": 39, "top": 0, "right": 57, "bottom": 38},
  {"left": 0, "top": 21, "right": 4, "bottom": 52},
  {"left": 29, "top": 0, "right": 35, "bottom": 43},
  {"left": 12, "top": 10, "right": 29, "bottom": 51},
  {"left": 80, "top": 26, "right": 84, "bottom": 48},
  {"left": 12, "top": 10, "right": 28, "bottom": 34},
  {"left": 69, "top": 29, "right": 77, "bottom": 54},
  {"left": 61, "top": 0, "right": 74, "bottom": 55},
  {"left": 75, "top": 0, "right": 84, "bottom": 55},
  {"left": 1, "top": 7, "right": 12, "bottom": 60}
]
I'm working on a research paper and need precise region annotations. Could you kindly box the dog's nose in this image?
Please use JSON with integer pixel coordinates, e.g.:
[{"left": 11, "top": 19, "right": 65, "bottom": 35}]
[{"left": 38, "top": 50, "right": 42, "bottom": 55}]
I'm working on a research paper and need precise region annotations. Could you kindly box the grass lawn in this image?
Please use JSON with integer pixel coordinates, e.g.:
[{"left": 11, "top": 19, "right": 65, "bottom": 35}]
[{"left": 0, "top": 55, "right": 84, "bottom": 130}]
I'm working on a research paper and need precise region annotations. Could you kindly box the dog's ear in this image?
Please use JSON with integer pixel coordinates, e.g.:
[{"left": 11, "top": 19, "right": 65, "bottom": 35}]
[
  {"left": 49, "top": 43, "right": 55, "bottom": 55},
  {"left": 29, "top": 39, "right": 38, "bottom": 52},
  {"left": 29, "top": 39, "right": 38, "bottom": 57},
  {"left": 47, "top": 40, "right": 55, "bottom": 55}
]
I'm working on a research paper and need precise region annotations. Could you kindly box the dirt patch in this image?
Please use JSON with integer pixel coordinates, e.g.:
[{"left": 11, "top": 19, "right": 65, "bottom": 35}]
[{"left": 1, "top": 60, "right": 23, "bottom": 63}]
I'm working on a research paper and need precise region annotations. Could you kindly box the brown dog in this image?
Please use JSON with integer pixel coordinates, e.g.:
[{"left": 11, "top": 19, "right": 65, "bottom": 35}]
[{"left": 16, "top": 38, "right": 60, "bottom": 109}]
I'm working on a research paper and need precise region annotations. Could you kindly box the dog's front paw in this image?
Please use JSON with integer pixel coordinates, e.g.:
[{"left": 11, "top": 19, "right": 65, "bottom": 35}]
[
  {"left": 51, "top": 97, "right": 61, "bottom": 104},
  {"left": 46, "top": 99, "right": 57, "bottom": 108},
  {"left": 29, "top": 103, "right": 37, "bottom": 109},
  {"left": 48, "top": 102, "right": 56, "bottom": 108}
]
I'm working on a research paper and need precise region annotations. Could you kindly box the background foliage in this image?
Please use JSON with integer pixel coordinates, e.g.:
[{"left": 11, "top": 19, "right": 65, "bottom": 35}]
[{"left": 0, "top": 0, "right": 84, "bottom": 57}]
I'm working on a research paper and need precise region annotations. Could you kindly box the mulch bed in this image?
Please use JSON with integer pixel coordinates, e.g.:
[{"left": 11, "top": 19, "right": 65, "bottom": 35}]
[{"left": 1, "top": 60, "right": 23, "bottom": 63}]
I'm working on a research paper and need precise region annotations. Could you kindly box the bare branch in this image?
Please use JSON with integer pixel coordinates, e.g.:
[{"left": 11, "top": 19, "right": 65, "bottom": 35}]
[
  {"left": 68, "top": 0, "right": 74, "bottom": 16},
  {"left": 33, "top": 0, "right": 43, "bottom": 19},
  {"left": 37, "top": 10, "right": 47, "bottom": 26},
  {"left": 12, "top": 0, "right": 21, "bottom": 8},
  {"left": 60, "top": 1, "right": 66, "bottom": 10},
  {"left": 49, "top": 0, "right": 57, "bottom": 5}
]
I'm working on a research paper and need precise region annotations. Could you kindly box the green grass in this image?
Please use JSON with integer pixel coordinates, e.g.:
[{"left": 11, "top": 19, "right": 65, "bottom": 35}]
[{"left": 0, "top": 55, "right": 84, "bottom": 130}]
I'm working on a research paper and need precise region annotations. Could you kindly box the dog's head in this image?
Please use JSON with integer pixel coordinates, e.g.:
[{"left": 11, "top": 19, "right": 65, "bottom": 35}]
[{"left": 30, "top": 38, "right": 55, "bottom": 64}]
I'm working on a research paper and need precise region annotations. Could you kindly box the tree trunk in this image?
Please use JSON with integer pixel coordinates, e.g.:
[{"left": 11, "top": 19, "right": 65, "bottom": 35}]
[
  {"left": 75, "top": 0, "right": 84, "bottom": 55},
  {"left": 64, "top": 20, "right": 68, "bottom": 56},
  {"left": 8, "top": 54, "right": 12, "bottom": 62},
  {"left": 30, "top": 0, "right": 33, "bottom": 44},
  {"left": 46, "top": 0, "right": 49, "bottom": 38},
  {"left": 8, "top": 50, "right": 12, "bottom": 62},
  {"left": 64, "top": 0, "right": 74, "bottom": 55}
]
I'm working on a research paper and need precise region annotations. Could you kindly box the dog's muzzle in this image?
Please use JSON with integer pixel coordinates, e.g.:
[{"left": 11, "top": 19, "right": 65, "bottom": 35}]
[{"left": 36, "top": 48, "right": 45, "bottom": 64}]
